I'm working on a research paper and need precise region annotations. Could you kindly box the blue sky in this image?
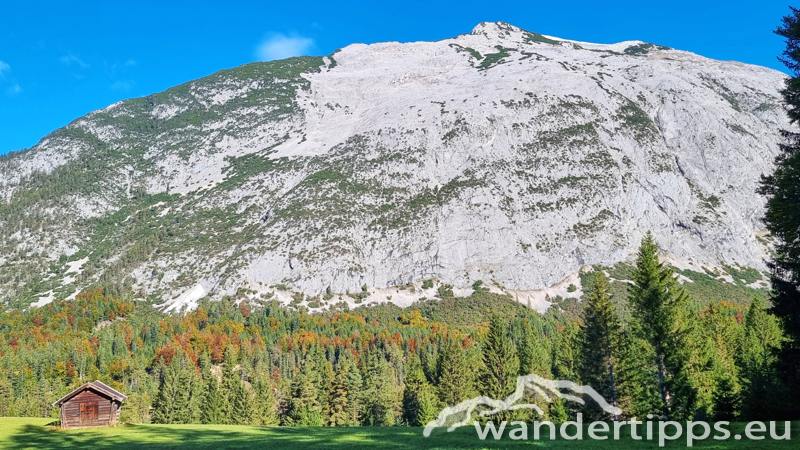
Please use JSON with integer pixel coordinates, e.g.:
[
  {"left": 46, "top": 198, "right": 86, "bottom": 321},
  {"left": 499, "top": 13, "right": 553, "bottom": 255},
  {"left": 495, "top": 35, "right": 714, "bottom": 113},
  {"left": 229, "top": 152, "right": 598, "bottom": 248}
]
[{"left": 0, "top": 0, "right": 791, "bottom": 155}]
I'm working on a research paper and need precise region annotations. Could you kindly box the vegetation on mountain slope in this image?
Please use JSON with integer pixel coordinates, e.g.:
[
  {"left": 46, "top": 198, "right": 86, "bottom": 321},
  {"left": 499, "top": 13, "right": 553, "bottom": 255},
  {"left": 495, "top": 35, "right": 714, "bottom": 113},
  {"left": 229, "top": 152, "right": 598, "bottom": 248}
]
[{"left": 0, "top": 236, "right": 789, "bottom": 428}]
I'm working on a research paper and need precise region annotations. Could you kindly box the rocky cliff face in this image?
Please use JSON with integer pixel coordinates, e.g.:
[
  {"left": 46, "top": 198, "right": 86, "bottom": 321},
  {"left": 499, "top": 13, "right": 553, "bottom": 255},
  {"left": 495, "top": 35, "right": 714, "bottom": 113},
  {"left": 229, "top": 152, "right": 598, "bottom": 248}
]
[{"left": 0, "top": 22, "right": 788, "bottom": 311}]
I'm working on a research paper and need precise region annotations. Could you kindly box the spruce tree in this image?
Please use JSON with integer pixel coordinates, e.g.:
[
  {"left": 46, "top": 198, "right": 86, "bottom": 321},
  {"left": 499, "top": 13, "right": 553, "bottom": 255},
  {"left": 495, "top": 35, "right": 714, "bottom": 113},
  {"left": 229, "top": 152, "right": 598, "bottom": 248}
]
[
  {"left": 172, "top": 362, "right": 193, "bottom": 424},
  {"left": 327, "top": 361, "right": 350, "bottom": 426},
  {"left": 0, "top": 377, "right": 12, "bottom": 417},
  {"left": 254, "top": 376, "right": 279, "bottom": 425},
  {"left": 518, "top": 320, "right": 551, "bottom": 377},
  {"left": 345, "top": 355, "right": 363, "bottom": 425},
  {"left": 759, "top": 8, "right": 800, "bottom": 419},
  {"left": 285, "top": 362, "right": 323, "bottom": 426},
  {"left": 552, "top": 322, "right": 579, "bottom": 382},
  {"left": 229, "top": 377, "right": 254, "bottom": 425},
  {"left": 737, "top": 298, "right": 784, "bottom": 419},
  {"left": 200, "top": 371, "right": 224, "bottom": 424},
  {"left": 712, "top": 369, "right": 740, "bottom": 421},
  {"left": 151, "top": 363, "right": 181, "bottom": 424},
  {"left": 219, "top": 347, "right": 238, "bottom": 423},
  {"left": 436, "top": 336, "right": 475, "bottom": 407},
  {"left": 361, "top": 351, "right": 400, "bottom": 425},
  {"left": 577, "top": 272, "right": 623, "bottom": 419},
  {"left": 402, "top": 354, "right": 438, "bottom": 426},
  {"left": 478, "top": 315, "right": 519, "bottom": 422},
  {"left": 628, "top": 232, "right": 696, "bottom": 420}
]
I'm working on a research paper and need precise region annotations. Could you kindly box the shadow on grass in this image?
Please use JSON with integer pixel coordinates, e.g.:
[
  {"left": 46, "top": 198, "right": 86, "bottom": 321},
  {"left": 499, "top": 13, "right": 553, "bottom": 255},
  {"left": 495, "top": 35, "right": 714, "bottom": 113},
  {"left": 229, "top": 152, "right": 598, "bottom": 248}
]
[
  {"left": 8, "top": 421, "right": 800, "bottom": 450},
  {"left": 9, "top": 423, "right": 513, "bottom": 450}
]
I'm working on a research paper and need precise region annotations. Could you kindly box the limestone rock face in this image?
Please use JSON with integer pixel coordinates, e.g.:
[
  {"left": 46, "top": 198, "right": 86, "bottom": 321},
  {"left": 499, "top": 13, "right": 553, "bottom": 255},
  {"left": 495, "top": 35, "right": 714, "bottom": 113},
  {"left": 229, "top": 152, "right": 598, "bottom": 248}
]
[{"left": 0, "top": 22, "right": 789, "bottom": 310}]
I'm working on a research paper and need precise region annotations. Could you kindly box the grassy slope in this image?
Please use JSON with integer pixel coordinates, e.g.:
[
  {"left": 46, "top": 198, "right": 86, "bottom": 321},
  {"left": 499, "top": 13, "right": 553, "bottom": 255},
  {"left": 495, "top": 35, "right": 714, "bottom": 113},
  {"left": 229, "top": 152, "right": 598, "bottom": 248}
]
[{"left": 2, "top": 418, "right": 797, "bottom": 450}]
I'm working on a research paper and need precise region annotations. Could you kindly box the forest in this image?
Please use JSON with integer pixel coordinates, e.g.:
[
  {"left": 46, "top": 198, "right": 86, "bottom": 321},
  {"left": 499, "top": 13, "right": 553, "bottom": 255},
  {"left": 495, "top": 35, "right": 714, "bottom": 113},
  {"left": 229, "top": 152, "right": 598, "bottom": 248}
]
[{"left": 0, "top": 233, "right": 792, "bottom": 427}]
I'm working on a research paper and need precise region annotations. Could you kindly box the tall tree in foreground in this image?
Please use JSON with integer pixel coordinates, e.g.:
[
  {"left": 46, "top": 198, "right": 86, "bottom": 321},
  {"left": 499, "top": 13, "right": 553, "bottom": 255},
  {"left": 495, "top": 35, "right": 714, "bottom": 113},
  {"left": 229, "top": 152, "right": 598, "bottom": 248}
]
[
  {"left": 628, "top": 232, "right": 696, "bottom": 420},
  {"left": 577, "top": 272, "right": 623, "bottom": 420},
  {"left": 760, "top": 7, "right": 800, "bottom": 419},
  {"left": 478, "top": 314, "right": 520, "bottom": 422}
]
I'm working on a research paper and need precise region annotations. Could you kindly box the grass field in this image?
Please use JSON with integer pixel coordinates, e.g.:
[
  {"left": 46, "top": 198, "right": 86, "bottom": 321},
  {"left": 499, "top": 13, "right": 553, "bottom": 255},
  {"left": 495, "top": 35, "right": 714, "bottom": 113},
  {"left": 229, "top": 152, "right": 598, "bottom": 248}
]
[{"left": 1, "top": 417, "right": 797, "bottom": 449}]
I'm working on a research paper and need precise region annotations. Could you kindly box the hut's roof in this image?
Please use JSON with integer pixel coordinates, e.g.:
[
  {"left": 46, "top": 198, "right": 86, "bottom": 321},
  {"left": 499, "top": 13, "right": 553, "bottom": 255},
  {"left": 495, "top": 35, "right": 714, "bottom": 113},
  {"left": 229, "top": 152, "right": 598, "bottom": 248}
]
[{"left": 52, "top": 380, "right": 128, "bottom": 406}]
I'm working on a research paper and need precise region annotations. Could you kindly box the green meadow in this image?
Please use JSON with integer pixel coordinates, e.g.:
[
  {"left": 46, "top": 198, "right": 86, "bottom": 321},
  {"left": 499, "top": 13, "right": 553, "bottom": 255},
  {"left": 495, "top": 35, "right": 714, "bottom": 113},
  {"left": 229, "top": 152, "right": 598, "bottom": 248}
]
[{"left": 1, "top": 418, "right": 797, "bottom": 449}]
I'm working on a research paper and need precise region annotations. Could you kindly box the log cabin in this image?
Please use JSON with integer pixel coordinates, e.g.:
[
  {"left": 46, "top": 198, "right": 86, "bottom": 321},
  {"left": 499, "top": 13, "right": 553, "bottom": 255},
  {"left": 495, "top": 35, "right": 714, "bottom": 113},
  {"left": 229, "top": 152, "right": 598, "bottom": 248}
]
[{"left": 52, "top": 380, "right": 127, "bottom": 429}]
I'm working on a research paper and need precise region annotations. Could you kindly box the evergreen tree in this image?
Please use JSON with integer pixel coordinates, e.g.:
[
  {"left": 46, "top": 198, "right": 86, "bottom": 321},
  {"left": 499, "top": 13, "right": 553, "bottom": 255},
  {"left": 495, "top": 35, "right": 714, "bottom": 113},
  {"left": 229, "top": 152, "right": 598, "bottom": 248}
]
[
  {"left": 577, "top": 272, "right": 623, "bottom": 419},
  {"left": 615, "top": 330, "right": 661, "bottom": 419},
  {"left": 628, "top": 232, "right": 696, "bottom": 420},
  {"left": 436, "top": 336, "right": 475, "bottom": 407},
  {"left": 229, "top": 377, "right": 254, "bottom": 425},
  {"left": 327, "top": 361, "right": 350, "bottom": 426},
  {"left": 219, "top": 347, "right": 238, "bottom": 423},
  {"left": 478, "top": 315, "right": 519, "bottom": 422},
  {"left": 695, "top": 303, "right": 741, "bottom": 419},
  {"left": 737, "top": 298, "right": 784, "bottom": 419},
  {"left": 0, "top": 377, "right": 12, "bottom": 417},
  {"left": 759, "top": 8, "right": 800, "bottom": 419},
  {"left": 200, "top": 371, "right": 224, "bottom": 424},
  {"left": 345, "top": 355, "right": 363, "bottom": 425},
  {"left": 285, "top": 361, "right": 323, "bottom": 426},
  {"left": 151, "top": 363, "right": 182, "bottom": 424},
  {"left": 712, "top": 369, "right": 740, "bottom": 421},
  {"left": 518, "top": 320, "right": 551, "bottom": 377},
  {"left": 254, "top": 376, "right": 279, "bottom": 426},
  {"left": 361, "top": 351, "right": 400, "bottom": 425},
  {"left": 402, "top": 354, "right": 438, "bottom": 426},
  {"left": 552, "top": 322, "right": 579, "bottom": 382}
]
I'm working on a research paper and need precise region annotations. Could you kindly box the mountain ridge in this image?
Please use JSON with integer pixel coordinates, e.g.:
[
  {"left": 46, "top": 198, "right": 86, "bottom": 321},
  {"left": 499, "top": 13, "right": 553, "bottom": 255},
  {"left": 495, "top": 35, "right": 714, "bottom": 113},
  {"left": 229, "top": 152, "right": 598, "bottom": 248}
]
[{"left": 0, "top": 22, "right": 788, "bottom": 311}]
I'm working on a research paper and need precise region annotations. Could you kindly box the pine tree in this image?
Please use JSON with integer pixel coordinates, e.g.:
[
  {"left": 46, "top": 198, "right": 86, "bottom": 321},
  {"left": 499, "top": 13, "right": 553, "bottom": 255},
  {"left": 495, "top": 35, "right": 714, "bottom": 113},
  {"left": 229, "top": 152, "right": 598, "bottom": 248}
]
[
  {"left": 361, "top": 351, "right": 400, "bottom": 425},
  {"left": 518, "top": 320, "right": 551, "bottom": 377},
  {"left": 628, "top": 232, "right": 696, "bottom": 420},
  {"left": 219, "top": 347, "right": 238, "bottom": 423},
  {"left": 327, "top": 361, "right": 350, "bottom": 426},
  {"left": 200, "top": 371, "right": 224, "bottom": 424},
  {"left": 229, "top": 377, "right": 254, "bottom": 425},
  {"left": 436, "top": 336, "right": 475, "bottom": 407},
  {"left": 737, "top": 298, "right": 784, "bottom": 419},
  {"left": 615, "top": 330, "right": 661, "bottom": 419},
  {"left": 345, "top": 355, "right": 363, "bottom": 425},
  {"left": 759, "top": 8, "right": 800, "bottom": 419},
  {"left": 285, "top": 361, "right": 323, "bottom": 426},
  {"left": 712, "top": 369, "right": 740, "bottom": 421},
  {"left": 0, "top": 377, "right": 12, "bottom": 417},
  {"left": 478, "top": 315, "right": 519, "bottom": 422},
  {"left": 552, "top": 322, "right": 579, "bottom": 382},
  {"left": 402, "top": 354, "right": 438, "bottom": 426},
  {"left": 151, "top": 363, "right": 181, "bottom": 424},
  {"left": 254, "top": 376, "right": 279, "bottom": 426},
  {"left": 577, "top": 272, "right": 623, "bottom": 419}
]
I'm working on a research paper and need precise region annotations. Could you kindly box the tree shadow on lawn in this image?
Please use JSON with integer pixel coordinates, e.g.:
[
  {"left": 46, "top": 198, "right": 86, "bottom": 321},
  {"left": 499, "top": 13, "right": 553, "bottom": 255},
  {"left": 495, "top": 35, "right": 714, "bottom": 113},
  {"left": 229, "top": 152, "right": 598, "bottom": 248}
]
[
  {"left": 7, "top": 423, "right": 551, "bottom": 450},
  {"left": 16, "top": 421, "right": 798, "bottom": 450}
]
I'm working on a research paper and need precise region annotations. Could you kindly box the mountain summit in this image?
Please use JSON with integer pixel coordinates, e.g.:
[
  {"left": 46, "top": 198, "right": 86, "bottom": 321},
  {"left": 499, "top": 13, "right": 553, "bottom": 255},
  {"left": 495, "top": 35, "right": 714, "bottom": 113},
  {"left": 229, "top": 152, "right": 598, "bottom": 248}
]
[{"left": 0, "top": 22, "right": 788, "bottom": 311}]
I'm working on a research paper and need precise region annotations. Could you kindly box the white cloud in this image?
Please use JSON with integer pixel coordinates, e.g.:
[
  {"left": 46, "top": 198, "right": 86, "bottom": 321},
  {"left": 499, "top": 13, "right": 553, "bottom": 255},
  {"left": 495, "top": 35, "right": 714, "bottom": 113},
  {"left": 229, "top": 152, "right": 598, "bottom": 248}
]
[
  {"left": 60, "top": 52, "right": 90, "bottom": 69},
  {"left": 124, "top": 59, "right": 137, "bottom": 67},
  {"left": 0, "top": 60, "right": 9, "bottom": 78},
  {"left": 256, "top": 34, "right": 314, "bottom": 61},
  {"left": 6, "top": 84, "right": 21, "bottom": 96}
]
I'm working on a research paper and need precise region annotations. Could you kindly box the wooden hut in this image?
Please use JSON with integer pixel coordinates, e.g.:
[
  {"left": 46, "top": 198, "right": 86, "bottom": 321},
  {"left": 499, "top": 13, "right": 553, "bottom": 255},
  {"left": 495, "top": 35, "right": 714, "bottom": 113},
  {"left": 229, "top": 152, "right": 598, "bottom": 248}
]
[{"left": 52, "top": 380, "right": 127, "bottom": 429}]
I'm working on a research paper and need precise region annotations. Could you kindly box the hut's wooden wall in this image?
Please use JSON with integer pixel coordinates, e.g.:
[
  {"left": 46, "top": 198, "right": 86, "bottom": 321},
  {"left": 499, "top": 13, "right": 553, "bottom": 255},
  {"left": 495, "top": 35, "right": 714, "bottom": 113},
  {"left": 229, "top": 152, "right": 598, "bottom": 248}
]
[{"left": 60, "top": 390, "right": 114, "bottom": 429}]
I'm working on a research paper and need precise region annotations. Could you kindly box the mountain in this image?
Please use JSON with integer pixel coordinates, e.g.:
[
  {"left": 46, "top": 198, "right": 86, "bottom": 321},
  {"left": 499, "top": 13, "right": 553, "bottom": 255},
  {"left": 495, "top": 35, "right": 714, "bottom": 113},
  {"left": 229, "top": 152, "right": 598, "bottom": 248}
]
[{"left": 0, "top": 22, "right": 788, "bottom": 312}]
